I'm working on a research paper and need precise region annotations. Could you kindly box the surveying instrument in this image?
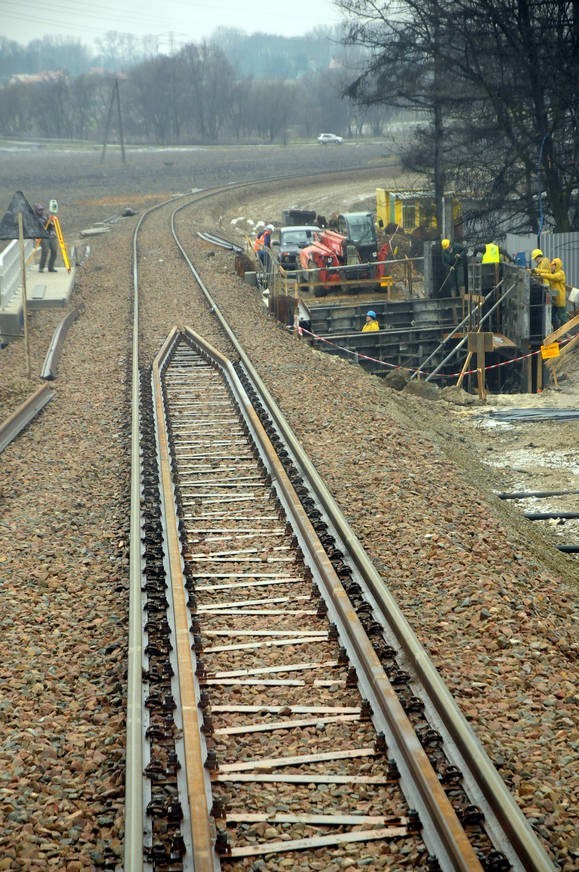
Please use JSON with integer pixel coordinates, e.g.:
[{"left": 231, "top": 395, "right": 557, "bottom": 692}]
[{"left": 39, "top": 199, "right": 71, "bottom": 272}]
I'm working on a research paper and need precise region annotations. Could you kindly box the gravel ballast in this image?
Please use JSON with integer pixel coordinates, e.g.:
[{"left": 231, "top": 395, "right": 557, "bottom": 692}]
[{"left": 0, "top": 151, "right": 577, "bottom": 870}]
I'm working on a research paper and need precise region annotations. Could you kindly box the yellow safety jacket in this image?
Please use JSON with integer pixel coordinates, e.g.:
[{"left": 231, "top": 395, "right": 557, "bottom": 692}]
[
  {"left": 481, "top": 243, "right": 500, "bottom": 263},
  {"left": 536, "top": 266, "right": 567, "bottom": 308},
  {"left": 362, "top": 319, "right": 379, "bottom": 332}
]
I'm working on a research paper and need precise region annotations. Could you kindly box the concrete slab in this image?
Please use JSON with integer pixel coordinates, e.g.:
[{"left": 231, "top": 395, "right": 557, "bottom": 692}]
[
  {"left": 26, "top": 260, "right": 76, "bottom": 309},
  {"left": 0, "top": 259, "right": 76, "bottom": 343}
]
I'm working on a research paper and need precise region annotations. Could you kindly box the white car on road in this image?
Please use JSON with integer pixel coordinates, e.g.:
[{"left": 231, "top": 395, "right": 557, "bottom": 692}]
[{"left": 317, "top": 133, "right": 343, "bottom": 144}]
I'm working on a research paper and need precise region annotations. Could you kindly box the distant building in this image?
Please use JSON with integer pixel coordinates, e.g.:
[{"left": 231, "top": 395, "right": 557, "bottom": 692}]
[{"left": 8, "top": 70, "right": 66, "bottom": 86}]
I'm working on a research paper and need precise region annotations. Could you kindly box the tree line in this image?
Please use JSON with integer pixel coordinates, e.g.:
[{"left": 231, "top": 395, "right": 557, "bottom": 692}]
[{"left": 0, "top": 32, "right": 387, "bottom": 146}]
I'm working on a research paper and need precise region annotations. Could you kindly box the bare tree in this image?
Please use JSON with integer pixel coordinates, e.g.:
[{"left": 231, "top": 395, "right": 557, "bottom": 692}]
[
  {"left": 176, "top": 43, "right": 234, "bottom": 143},
  {"left": 337, "top": 0, "right": 579, "bottom": 232},
  {"left": 337, "top": 0, "right": 462, "bottom": 230},
  {"left": 448, "top": 0, "right": 579, "bottom": 232}
]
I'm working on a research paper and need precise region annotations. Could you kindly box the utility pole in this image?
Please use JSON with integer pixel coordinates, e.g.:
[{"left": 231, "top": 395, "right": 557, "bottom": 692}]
[{"left": 101, "top": 78, "right": 126, "bottom": 164}]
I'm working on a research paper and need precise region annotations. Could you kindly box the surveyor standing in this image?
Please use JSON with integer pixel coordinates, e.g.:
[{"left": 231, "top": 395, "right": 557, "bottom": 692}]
[{"left": 34, "top": 203, "right": 58, "bottom": 272}]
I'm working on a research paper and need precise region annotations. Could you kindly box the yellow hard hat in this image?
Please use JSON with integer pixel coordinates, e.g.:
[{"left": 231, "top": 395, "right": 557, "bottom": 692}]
[
  {"left": 531, "top": 248, "right": 543, "bottom": 259},
  {"left": 441, "top": 238, "right": 450, "bottom": 249},
  {"left": 551, "top": 257, "right": 562, "bottom": 269}
]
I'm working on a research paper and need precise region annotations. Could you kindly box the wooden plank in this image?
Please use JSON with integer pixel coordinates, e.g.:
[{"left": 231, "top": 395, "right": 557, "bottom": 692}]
[
  {"left": 546, "top": 332, "right": 579, "bottom": 378},
  {"left": 212, "top": 660, "right": 338, "bottom": 679},
  {"left": 220, "top": 747, "right": 377, "bottom": 772},
  {"left": 543, "top": 311, "right": 579, "bottom": 345},
  {"left": 205, "top": 629, "right": 327, "bottom": 638},
  {"left": 212, "top": 773, "right": 392, "bottom": 784},
  {"left": 212, "top": 704, "right": 360, "bottom": 715},
  {"left": 190, "top": 530, "right": 285, "bottom": 539},
  {"left": 205, "top": 636, "right": 327, "bottom": 654},
  {"left": 207, "top": 678, "right": 306, "bottom": 687},
  {"left": 214, "top": 714, "right": 361, "bottom": 736},
  {"left": 197, "top": 579, "right": 303, "bottom": 592},
  {"left": 188, "top": 555, "right": 293, "bottom": 563},
  {"left": 222, "top": 812, "right": 406, "bottom": 826},
  {"left": 202, "top": 609, "right": 317, "bottom": 617},
  {"left": 197, "top": 595, "right": 310, "bottom": 610},
  {"left": 223, "top": 827, "right": 407, "bottom": 857}
]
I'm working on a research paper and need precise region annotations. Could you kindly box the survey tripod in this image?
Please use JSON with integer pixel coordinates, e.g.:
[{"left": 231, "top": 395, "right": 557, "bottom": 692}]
[{"left": 37, "top": 200, "right": 71, "bottom": 272}]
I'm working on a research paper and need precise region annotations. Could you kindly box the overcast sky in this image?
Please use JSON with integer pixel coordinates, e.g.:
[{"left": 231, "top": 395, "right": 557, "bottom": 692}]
[{"left": 1, "top": 0, "right": 345, "bottom": 48}]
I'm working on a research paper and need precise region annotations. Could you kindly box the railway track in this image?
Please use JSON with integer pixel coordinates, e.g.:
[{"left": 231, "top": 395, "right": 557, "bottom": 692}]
[{"left": 123, "top": 188, "right": 556, "bottom": 870}]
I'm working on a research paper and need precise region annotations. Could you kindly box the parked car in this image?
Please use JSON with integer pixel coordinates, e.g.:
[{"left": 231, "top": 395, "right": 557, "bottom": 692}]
[
  {"left": 274, "top": 225, "right": 320, "bottom": 271},
  {"left": 317, "top": 133, "right": 343, "bottom": 145}
]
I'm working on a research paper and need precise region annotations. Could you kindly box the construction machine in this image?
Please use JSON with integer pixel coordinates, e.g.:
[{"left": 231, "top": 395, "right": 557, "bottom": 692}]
[
  {"left": 298, "top": 237, "right": 343, "bottom": 296},
  {"left": 298, "top": 221, "right": 395, "bottom": 295}
]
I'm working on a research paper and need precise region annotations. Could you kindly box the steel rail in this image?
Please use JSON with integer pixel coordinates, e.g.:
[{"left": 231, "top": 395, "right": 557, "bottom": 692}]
[
  {"left": 230, "top": 352, "right": 554, "bottom": 872},
  {"left": 40, "top": 307, "right": 80, "bottom": 380},
  {"left": 498, "top": 489, "right": 579, "bottom": 500},
  {"left": 179, "top": 328, "right": 483, "bottom": 871},
  {"left": 196, "top": 231, "right": 244, "bottom": 253},
  {"left": 168, "top": 201, "right": 554, "bottom": 871},
  {"left": 125, "top": 184, "right": 258, "bottom": 871},
  {"left": 0, "top": 382, "right": 54, "bottom": 453},
  {"left": 152, "top": 329, "right": 217, "bottom": 870},
  {"left": 123, "top": 167, "right": 383, "bottom": 867}
]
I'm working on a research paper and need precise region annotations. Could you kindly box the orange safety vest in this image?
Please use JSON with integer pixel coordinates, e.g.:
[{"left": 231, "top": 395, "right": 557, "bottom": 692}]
[{"left": 253, "top": 229, "right": 270, "bottom": 253}]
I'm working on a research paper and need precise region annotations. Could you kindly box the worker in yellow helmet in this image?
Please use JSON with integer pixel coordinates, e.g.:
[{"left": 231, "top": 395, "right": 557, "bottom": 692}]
[
  {"left": 530, "top": 247, "right": 551, "bottom": 282},
  {"left": 534, "top": 256, "right": 567, "bottom": 330},
  {"left": 440, "top": 237, "right": 468, "bottom": 296}
]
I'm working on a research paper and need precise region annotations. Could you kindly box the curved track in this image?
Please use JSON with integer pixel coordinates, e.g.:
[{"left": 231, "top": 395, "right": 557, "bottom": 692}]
[{"left": 125, "top": 185, "right": 555, "bottom": 871}]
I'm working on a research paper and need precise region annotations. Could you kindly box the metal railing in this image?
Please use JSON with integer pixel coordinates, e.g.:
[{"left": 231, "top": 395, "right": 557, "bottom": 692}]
[
  {"left": 0, "top": 239, "right": 34, "bottom": 309},
  {"left": 255, "top": 246, "right": 425, "bottom": 299}
]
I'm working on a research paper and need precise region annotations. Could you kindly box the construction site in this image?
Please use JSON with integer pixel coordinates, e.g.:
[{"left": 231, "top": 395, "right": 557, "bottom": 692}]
[{"left": 228, "top": 187, "right": 578, "bottom": 401}]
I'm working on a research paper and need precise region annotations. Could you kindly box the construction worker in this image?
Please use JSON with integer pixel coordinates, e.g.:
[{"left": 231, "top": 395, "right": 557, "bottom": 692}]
[
  {"left": 472, "top": 240, "right": 512, "bottom": 264},
  {"left": 34, "top": 203, "right": 58, "bottom": 272},
  {"left": 530, "top": 247, "right": 553, "bottom": 298},
  {"left": 472, "top": 240, "right": 512, "bottom": 291},
  {"left": 362, "top": 310, "right": 379, "bottom": 332},
  {"left": 535, "top": 257, "right": 567, "bottom": 330},
  {"left": 440, "top": 238, "right": 468, "bottom": 296},
  {"left": 531, "top": 247, "right": 551, "bottom": 274},
  {"left": 253, "top": 224, "right": 274, "bottom": 266}
]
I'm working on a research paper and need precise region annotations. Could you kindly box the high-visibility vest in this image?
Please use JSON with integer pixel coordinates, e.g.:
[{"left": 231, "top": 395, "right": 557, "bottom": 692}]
[
  {"left": 253, "top": 230, "right": 270, "bottom": 253},
  {"left": 481, "top": 243, "right": 499, "bottom": 263}
]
